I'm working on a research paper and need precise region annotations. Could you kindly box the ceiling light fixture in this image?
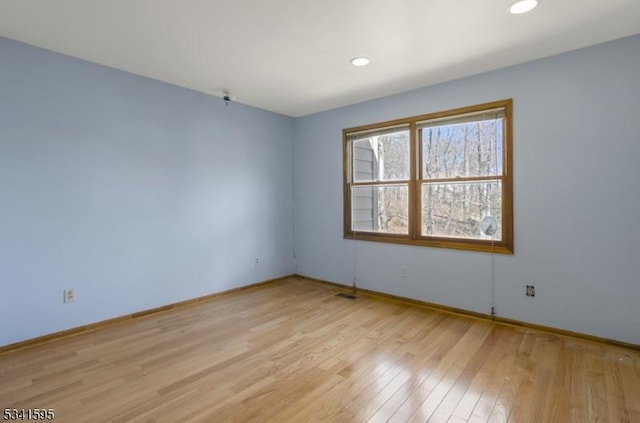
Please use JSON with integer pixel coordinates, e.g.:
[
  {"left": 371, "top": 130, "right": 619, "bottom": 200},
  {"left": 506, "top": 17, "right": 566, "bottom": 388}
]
[
  {"left": 350, "top": 57, "right": 370, "bottom": 67},
  {"left": 508, "top": 0, "right": 538, "bottom": 14}
]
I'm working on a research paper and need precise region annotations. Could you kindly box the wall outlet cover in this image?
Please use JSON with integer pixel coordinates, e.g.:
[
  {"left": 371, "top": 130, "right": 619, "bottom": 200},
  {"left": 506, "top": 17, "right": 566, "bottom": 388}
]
[{"left": 64, "top": 289, "right": 75, "bottom": 303}]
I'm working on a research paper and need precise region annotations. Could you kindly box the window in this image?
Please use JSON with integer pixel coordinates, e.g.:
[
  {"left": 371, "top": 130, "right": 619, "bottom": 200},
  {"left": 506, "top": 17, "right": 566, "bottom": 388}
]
[{"left": 343, "top": 99, "right": 513, "bottom": 253}]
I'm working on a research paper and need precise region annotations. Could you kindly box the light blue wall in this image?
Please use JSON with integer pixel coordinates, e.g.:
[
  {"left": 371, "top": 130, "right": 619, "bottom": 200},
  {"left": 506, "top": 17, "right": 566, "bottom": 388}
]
[
  {"left": 293, "top": 34, "right": 640, "bottom": 345},
  {"left": 3, "top": 34, "right": 639, "bottom": 348},
  {"left": 0, "top": 38, "right": 295, "bottom": 347}
]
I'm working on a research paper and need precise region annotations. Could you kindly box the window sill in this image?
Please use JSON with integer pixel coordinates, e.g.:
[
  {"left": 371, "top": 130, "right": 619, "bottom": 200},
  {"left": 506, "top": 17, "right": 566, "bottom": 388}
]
[{"left": 344, "top": 232, "right": 514, "bottom": 254}]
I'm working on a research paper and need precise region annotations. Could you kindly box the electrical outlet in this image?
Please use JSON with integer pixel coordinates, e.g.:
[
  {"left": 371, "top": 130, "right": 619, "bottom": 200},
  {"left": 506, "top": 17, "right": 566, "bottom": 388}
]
[
  {"left": 400, "top": 266, "right": 408, "bottom": 277},
  {"left": 63, "top": 289, "right": 75, "bottom": 303},
  {"left": 255, "top": 257, "right": 259, "bottom": 265},
  {"left": 526, "top": 285, "right": 535, "bottom": 297}
]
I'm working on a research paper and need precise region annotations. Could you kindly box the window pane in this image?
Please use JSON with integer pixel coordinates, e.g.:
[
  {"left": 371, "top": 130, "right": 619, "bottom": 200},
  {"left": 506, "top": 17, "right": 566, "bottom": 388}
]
[
  {"left": 353, "top": 129, "right": 409, "bottom": 182},
  {"left": 352, "top": 185, "right": 409, "bottom": 234},
  {"left": 421, "top": 181, "right": 502, "bottom": 240},
  {"left": 421, "top": 118, "right": 503, "bottom": 179}
]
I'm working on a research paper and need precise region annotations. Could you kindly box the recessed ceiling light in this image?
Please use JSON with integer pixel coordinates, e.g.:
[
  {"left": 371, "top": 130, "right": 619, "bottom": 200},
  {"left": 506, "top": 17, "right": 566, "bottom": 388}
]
[
  {"left": 350, "top": 57, "right": 370, "bottom": 67},
  {"left": 509, "top": 0, "right": 538, "bottom": 14}
]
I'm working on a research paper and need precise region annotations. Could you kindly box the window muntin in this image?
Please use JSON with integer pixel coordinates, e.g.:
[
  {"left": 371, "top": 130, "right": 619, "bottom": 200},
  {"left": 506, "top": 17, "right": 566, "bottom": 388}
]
[{"left": 343, "top": 100, "right": 513, "bottom": 254}]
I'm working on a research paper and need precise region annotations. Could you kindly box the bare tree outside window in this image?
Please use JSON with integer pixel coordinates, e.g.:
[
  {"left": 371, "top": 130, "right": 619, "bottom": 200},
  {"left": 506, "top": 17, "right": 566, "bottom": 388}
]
[{"left": 420, "top": 117, "right": 504, "bottom": 241}]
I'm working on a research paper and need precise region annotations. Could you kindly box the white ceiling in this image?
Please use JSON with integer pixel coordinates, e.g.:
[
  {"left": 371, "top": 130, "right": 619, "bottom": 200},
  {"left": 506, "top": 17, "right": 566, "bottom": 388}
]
[{"left": 1, "top": 1, "right": 639, "bottom": 117}]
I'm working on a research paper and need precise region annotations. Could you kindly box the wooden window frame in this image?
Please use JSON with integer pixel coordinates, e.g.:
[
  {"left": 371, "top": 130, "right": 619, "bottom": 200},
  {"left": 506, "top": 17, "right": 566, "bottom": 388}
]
[{"left": 343, "top": 99, "right": 514, "bottom": 254}]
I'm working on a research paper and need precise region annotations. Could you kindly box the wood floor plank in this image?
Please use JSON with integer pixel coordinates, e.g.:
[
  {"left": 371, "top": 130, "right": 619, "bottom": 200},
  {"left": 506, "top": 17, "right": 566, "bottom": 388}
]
[
  {"left": 451, "top": 329, "right": 516, "bottom": 422},
  {"left": 367, "top": 315, "right": 471, "bottom": 423},
  {"left": 1, "top": 276, "right": 639, "bottom": 422}
]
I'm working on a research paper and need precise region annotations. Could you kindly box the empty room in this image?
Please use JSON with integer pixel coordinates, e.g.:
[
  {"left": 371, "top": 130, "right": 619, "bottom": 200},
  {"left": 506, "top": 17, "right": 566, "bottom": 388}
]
[{"left": 1, "top": 1, "right": 639, "bottom": 422}]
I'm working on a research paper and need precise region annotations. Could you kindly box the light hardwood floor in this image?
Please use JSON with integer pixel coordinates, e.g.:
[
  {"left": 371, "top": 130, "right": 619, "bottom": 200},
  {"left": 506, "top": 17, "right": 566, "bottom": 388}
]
[{"left": 1, "top": 276, "right": 639, "bottom": 422}]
